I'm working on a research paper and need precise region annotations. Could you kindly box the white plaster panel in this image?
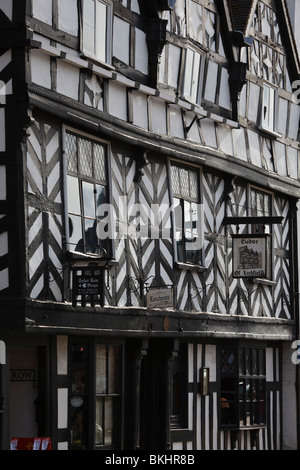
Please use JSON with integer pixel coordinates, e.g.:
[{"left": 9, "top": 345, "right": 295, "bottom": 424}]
[
  {"left": 135, "top": 28, "right": 148, "bottom": 74},
  {"left": 185, "top": 112, "right": 201, "bottom": 143},
  {"left": 232, "top": 128, "right": 247, "bottom": 161},
  {"left": 247, "top": 82, "right": 260, "bottom": 122},
  {"left": 247, "top": 130, "right": 261, "bottom": 166},
  {"left": 218, "top": 124, "right": 233, "bottom": 156},
  {"left": 168, "top": 104, "right": 184, "bottom": 138},
  {"left": 149, "top": 97, "right": 167, "bottom": 135},
  {"left": 218, "top": 67, "right": 231, "bottom": 110},
  {"left": 204, "top": 60, "right": 218, "bottom": 103},
  {"left": 113, "top": 16, "right": 130, "bottom": 65},
  {"left": 274, "top": 140, "right": 287, "bottom": 176},
  {"left": 32, "top": 0, "right": 53, "bottom": 25},
  {"left": 131, "top": 0, "right": 140, "bottom": 13},
  {"left": 168, "top": 44, "right": 181, "bottom": 88},
  {"left": 56, "top": 61, "right": 79, "bottom": 100},
  {"left": 200, "top": 119, "right": 217, "bottom": 148},
  {"left": 288, "top": 102, "right": 300, "bottom": 140},
  {"left": 287, "top": 146, "right": 298, "bottom": 178},
  {"left": 0, "top": 49, "right": 11, "bottom": 73},
  {"left": 57, "top": 0, "right": 78, "bottom": 36},
  {"left": 0, "top": 232, "right": 8, "bottom": 257},
  {"left": 277, "top": 97, "right": 288, "bottom": 135},
  {"left": 0, "top": 268, "right": 9, "bottom": 291},
  {"left": 30, "top": 50, "right": 52, "bottom": 89},
  {"left": 108, "top": 81, "right": 127, "bottom": 120},
  {"left": 0, "top": 165, "right": 6, "bottom": 199},
  {"left": 57, "top": 388, "right": 68, "bottom": 428},
  {"left": 57, "top": 336, "right": 68, "bottom": 375},
  {"left": 205, "top": 344, "right": 216, "bottom": 381},
  {"left": 0, "top": 0, "right": 13, "bottom": 21},
  {"left": 0, "top": 108, "right": 5, "bottom": 152},
  {"left": 131, "top": 91, "right": 148, "bottom": 129}
]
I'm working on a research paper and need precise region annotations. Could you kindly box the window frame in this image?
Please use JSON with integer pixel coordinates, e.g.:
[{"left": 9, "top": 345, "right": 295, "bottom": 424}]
[
  {"left": 182, "top": 46, "right": 204, "bottom": 105},
  {"left": 63, "top": 126, "right": 113, "bottom": 259},
  {"left": 170, "top": 343, "right": 188, "bottom": 430},
  {"left": 69, "top": 338, "right": 124, "bottom": 450},
  {"left": 81, "top": 0, "right": 113, "bottom": 66},
  {"left": 248, "top": 184, "right": 274, "bottom": 281},
  {"left": 259, "top": 81, "right": 281, "bottom": 137},
  {"left": 170, "top": 162, "right": 204, "bottom": 268},
  {"left": 219, "top": 344, "right": 266, "bottom": 430}
]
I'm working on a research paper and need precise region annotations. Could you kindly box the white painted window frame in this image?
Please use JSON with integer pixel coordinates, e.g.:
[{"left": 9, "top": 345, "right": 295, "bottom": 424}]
[
  {"left": 81, "top": 0, "right": 113, "bottom": 65},
  {"left": 259, "top": 81, "right": 281, "bottom": 137}
]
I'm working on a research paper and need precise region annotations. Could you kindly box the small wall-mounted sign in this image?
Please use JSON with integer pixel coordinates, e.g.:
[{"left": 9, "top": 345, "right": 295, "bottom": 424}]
[
  {"left": 73, "top": 275, "right": 101, "bottom": 296},
  {"left": 232, "top": 234, "right": 270, "bottom": 279},
  {"left": 146, "top": 287, "right": 173, "bottom": 309}
]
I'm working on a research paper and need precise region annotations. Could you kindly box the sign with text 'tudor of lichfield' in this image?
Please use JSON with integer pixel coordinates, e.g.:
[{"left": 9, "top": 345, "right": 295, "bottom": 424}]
[{"left": 232, "top": 234, "right": 270, "bottom": 279}]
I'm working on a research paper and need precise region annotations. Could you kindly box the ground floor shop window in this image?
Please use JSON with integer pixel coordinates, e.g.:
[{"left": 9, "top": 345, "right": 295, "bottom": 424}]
[
  {"left": 69, "top": 340, "right": 122, "bottom": 450},
  {"left": 219, "top": 345, "right": 266, "bottom": 428}
]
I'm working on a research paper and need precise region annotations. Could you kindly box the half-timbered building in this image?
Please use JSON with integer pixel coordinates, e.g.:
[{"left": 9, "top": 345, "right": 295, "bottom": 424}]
[{"left": 0, "top": 0, "right": 299, "bottom": 451}]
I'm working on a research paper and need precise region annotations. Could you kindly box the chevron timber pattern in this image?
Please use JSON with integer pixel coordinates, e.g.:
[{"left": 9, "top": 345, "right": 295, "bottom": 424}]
[{"left": 26, "top": 120, "right": 63, "bottom": 301}]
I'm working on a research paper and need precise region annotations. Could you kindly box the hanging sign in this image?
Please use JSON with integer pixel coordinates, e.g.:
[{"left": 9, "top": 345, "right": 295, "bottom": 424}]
[
  {"left": 146, "top": 287, "right": 173, "bottom": 309},
  {"left": 232, "top": 234, "right": 270, "bottom": 278}
]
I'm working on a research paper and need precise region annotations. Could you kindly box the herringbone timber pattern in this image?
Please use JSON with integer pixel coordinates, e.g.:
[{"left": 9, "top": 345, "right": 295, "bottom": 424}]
[
  {"left": 26, "top": 121, "right": 63, "bottom": 301},
  {"left": 202, "top": 172, "right": 226, "bottom": 314}
]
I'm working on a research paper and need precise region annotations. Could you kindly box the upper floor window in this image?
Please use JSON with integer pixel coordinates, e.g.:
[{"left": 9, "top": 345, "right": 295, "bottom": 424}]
[
  {"left": 182, "top": 47, "right": 204, "bottom": 105},
  {"left": 259, "top": 83, "right": 281, "bottom": 136},
  {"left": 65, "top": 129, "right": 111, "bottom": 258},
  {"left": 81, "top": 0, "right": 112, "bottom": 65},
  {"left": 171, "top": 164, "right": 202, "bottom": 265}
]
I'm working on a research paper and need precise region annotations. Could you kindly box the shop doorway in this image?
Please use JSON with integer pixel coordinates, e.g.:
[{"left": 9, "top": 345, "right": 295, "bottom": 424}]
[{"left": 9, "top": 346, "right": 48, "bottom": 440}]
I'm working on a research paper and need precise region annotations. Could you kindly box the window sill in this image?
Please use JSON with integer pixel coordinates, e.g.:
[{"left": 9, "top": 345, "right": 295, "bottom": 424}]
[
  {"left": 66, "top": 250, "right": 118, "bottom": 267},
  {"left": 175, "top": 262, "right": 207, "bottom": 272},
  {"left": 80, "top": 53, "right": 115, "bottom": 71},
  {"left": 258, "top": 125, "right": 282, "bottom": 139}
]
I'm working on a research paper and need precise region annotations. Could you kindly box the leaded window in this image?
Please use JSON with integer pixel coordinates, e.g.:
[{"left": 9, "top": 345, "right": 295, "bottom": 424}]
[
  {"left": 220, "top": 345, "right": 266, "bottom": 428},
  {"left": 65, "top": 130, "right": 111, "bottom": 257},
  {"left": 171, "top": 164, "right": 202, "bottom": 265}
]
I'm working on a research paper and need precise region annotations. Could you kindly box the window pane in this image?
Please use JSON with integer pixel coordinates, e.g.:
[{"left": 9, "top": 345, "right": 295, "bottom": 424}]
[
  {"left": 66, "top": 132, "right": 77, "bottom": 172},
  {"left": 96, "top": 344, "right": 107, "bottom": 394},
  {"left": 84, "top": 218, "right": 98, "bottom": 253},
  {"left": 179, "top": 168, "right": 190, "bottom": 198},
  {"left": 108, "top": 345, "right": 121, "bottom": 394},
  {"left": 95, "top": 397, "right": 104, "bottom": 445},
  {"left": 83, "top": 0, "right": 96, "bottom": 55},
  {"left": 96, "top": 1, "right": 107, "bottom": 62},
  {"left": 94, "top": 144, "right": 106, "bottom": 180},
  {"left": 183, "top": 48, "right": 194, "bottom": 98},
  {"left": 82, "top": 181, "right": 95, "bottom": 218},
  {"left": 67, "top": 175, "right": 81, "bottom": 214},
  {"left": 79, "top": 138, "right": 93, "bottom": 177},
  {"left": 104, "top": 397, "right": 113, "bottom": 445},
  {"left": 69, "top": 214, "right": 83, "bottom": 251}
]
